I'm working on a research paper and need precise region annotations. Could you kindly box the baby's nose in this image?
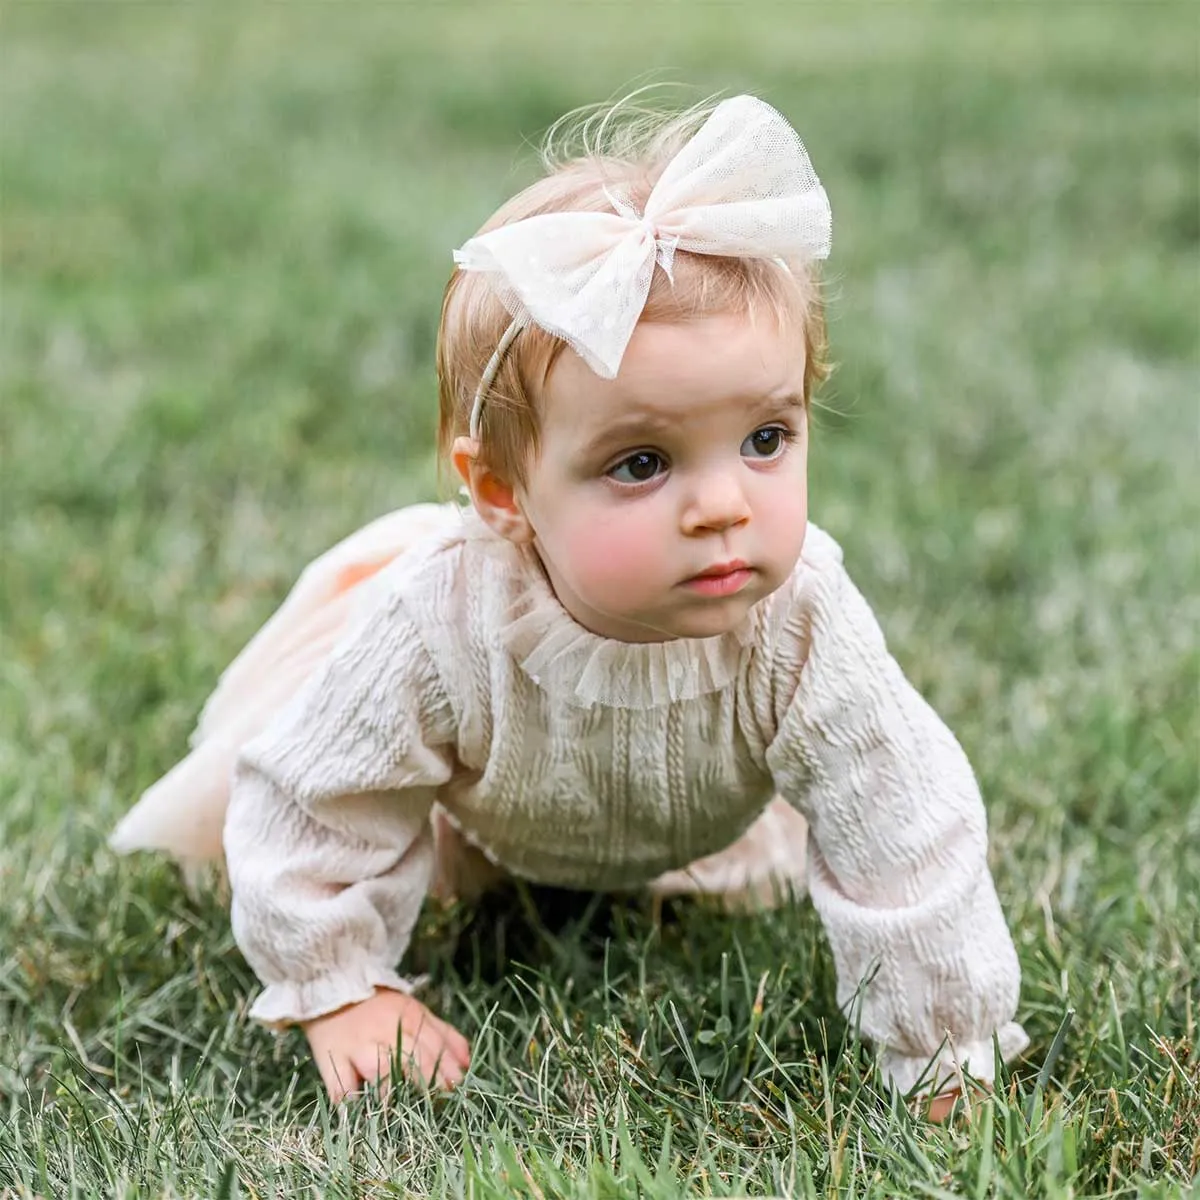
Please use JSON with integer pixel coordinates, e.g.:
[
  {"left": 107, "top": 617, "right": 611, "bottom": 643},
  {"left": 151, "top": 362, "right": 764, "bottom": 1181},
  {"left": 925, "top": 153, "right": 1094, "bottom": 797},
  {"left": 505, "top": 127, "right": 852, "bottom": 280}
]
[{"left": 682, "top": 471, "right": 752, "bottom": 533}]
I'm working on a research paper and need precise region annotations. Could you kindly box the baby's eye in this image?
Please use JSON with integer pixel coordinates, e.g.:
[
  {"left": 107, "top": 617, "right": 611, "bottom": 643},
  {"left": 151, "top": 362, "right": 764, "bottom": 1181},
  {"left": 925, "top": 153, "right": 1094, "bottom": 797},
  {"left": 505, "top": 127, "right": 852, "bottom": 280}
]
[
  {"left": 741, "top": 426, "right": 791, "bottom": 459},
  {"left": 608, "top": 451, "right": 666, "bottom": 484}
]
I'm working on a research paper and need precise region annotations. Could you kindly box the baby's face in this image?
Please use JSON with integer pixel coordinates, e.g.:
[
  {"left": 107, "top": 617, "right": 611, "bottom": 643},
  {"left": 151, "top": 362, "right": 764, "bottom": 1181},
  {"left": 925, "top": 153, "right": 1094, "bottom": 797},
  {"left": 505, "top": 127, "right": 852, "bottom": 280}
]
[{"left": 519, "top": 313, "right": 810, "bottom": 642}]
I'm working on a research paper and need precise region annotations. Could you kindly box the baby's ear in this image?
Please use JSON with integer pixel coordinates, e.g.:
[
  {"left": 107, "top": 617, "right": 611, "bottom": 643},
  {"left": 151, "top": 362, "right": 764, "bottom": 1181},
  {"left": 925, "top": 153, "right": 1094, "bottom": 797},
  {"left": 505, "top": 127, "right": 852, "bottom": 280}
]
[{"left": 451, "top": 436, "right": 535, "bottom": 544}]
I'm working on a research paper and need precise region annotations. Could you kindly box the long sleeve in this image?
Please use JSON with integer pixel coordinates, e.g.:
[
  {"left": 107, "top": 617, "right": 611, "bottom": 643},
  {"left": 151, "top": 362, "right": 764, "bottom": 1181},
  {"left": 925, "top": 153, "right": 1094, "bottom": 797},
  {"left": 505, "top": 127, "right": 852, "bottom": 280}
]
[
  {"left": 225, "top": 589, "right": 456, "bottom": 1028},
  {"left": 766, "top": 552, "right": 1028, "bottom": 1096}
]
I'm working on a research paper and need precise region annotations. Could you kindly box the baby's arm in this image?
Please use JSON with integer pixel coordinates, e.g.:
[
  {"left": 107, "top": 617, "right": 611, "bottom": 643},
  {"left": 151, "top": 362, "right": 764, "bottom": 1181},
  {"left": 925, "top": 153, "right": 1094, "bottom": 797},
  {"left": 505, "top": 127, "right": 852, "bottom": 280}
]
[
  {"left": 766, "top": 545, "right": 1028, "bottom": 1102},
  {"left": 225, "top": 592, "right": 465, "bottom": 1098}
]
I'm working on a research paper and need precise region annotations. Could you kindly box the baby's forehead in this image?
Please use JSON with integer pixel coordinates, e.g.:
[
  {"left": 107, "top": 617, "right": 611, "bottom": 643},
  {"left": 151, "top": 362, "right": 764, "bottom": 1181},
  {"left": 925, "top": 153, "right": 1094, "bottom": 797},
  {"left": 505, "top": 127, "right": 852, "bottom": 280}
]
[
  {"left": 541, "top": 315, "right": 807, "bottom": 421},
  {"left": 536, "top": 318, "right": 806, "bottom": 464}
]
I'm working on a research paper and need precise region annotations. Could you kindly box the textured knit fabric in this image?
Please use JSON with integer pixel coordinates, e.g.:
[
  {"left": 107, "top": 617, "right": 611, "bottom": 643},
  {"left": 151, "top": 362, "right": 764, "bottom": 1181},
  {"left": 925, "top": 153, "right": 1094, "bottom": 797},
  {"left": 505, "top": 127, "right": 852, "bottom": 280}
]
[{"left": 223, "top": 504, "right": 1027, "bottom": 1096}]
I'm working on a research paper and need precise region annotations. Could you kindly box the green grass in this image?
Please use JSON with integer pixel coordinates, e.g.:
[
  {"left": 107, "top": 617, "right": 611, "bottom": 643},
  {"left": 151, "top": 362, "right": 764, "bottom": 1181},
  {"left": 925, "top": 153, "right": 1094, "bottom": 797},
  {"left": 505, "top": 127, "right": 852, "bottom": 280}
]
[{"left": 1, "top": 2, "right": 1197, "bottom": 1196}]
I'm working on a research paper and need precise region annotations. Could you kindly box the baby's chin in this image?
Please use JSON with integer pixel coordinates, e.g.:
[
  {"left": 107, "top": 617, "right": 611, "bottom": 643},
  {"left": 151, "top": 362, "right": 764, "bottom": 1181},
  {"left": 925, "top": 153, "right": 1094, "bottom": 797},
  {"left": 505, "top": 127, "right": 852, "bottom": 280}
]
[{"left": 627, "top": 595, "right": 770, "bottom": 642}]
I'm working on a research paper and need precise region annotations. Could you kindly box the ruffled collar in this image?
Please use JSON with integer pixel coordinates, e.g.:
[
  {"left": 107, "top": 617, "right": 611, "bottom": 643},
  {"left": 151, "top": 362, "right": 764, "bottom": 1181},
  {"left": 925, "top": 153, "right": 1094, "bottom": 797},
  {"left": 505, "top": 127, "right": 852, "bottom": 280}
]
[{"left": 468, "top": 517, "right": 764, "bottom": 710}]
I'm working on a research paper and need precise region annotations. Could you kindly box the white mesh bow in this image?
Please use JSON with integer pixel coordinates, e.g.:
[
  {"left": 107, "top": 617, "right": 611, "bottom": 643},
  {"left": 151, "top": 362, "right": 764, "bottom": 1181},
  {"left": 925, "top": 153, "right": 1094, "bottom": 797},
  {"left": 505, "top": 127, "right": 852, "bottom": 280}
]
[{"left": 453, "top": 95, "right": 832, "bottom": 437}]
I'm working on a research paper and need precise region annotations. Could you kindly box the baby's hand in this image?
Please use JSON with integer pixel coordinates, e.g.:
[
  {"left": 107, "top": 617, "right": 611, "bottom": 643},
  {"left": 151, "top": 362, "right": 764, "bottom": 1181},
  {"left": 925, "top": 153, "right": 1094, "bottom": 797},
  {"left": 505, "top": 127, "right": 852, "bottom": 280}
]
[
  {"left": 301, "top": 988, "right": 470, "bottom": 1102},
  {"left": 924, "top": 1089, "right": 961, "bottom": 1122},
  {"left": 923, "top": 1083, "right": 992, "bottom": 1123}
]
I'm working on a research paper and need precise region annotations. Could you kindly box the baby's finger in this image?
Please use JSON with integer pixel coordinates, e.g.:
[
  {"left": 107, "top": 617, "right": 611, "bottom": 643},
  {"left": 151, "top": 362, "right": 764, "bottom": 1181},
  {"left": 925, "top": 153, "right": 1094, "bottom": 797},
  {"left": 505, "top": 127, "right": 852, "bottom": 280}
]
[
  {"left": 431, "top": 1028, "right": 469, "bottom": 1086},
  {"left": 316, "top": 1049, "right": 361, "bottom": 1104},
  {"left": 436, "top": 1020, "right": 472, "bottom": 1069},
  {"left": 349, "top": 1041, "right": 396, "bottom": 1100},
  {"left": 416, "top": 1012, "right": 470, "bottom": 1071},
  {"left": 406, "top": 1025, "right": 467, "bottom": 1090}
]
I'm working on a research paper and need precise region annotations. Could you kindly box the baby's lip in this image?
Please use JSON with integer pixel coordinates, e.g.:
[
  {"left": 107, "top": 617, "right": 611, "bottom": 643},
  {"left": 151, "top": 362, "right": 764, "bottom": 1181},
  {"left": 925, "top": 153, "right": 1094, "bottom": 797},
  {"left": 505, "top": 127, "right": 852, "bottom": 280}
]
[
  {"left": 680, "top": 562, "right": 755, "bottom": 598},
  {"left": 688, "top": 559, "right": 750, "bottom": 580}
]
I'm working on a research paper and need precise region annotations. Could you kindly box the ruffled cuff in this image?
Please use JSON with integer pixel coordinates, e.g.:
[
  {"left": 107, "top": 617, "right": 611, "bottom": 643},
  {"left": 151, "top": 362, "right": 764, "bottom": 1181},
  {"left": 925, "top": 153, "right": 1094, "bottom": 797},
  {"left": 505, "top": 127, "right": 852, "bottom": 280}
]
[
  {"left": 880, "top": 1021, "right": 1030, "bottom": 1097},
  {"left": 247, "top": 966, "right": 421, "bottom": 1029}
]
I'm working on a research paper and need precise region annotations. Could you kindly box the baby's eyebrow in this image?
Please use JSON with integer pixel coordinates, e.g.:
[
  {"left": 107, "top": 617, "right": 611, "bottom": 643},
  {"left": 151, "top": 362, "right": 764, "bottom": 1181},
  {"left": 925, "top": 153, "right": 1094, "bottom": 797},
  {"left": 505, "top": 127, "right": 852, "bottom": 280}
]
[
  {"left": 760, "top": 391, "right": 806, "bottom": 412},
  {"left": 577, "top": 392, "right": 805, "bottom": 460},
  {"left": 577, "top": 412, "right": 676, "bottom": 457}
]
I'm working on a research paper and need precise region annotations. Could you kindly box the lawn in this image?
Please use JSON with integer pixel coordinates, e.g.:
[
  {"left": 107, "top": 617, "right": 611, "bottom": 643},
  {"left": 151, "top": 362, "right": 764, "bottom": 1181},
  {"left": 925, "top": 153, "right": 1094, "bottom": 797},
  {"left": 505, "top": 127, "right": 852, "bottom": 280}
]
[{"left": 1, "top": 3, "right": 1197, "bottom": 1197}]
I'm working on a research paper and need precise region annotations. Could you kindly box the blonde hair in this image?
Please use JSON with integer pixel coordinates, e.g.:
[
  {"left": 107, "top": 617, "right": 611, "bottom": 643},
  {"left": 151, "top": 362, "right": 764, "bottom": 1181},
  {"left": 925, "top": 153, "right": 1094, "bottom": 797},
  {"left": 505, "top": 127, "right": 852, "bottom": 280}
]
[{"left": 436, "top": 96, "right": 829, "bottom": 488}]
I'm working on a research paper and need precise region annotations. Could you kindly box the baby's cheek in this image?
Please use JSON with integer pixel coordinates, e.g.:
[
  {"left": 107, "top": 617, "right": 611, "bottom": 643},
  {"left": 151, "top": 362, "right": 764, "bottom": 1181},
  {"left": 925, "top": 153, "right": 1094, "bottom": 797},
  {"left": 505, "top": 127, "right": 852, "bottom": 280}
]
[
  {"left": 757, "top": 472, "right": 808, "bottom": 559},
  {"left": 773, "top": 492, "right": 808, "bottom": 555},
  {"left": 563, "top": 512, "right": 664, "bottom": 603}
]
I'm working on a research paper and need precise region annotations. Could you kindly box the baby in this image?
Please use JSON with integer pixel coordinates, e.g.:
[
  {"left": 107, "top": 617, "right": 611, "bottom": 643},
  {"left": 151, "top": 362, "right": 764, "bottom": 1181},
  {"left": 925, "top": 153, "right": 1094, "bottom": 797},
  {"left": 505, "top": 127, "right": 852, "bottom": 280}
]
[{"left": 112, "top": 94, "right": 1028, "bottom": 1115}]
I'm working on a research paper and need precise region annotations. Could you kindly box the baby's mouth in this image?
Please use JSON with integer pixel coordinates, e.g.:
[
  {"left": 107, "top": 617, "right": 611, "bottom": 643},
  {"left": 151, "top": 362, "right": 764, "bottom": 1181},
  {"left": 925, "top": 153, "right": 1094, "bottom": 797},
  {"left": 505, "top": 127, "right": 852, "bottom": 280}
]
[{"left": 681, "top": 561, "right": 754, "bottom": 597}]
